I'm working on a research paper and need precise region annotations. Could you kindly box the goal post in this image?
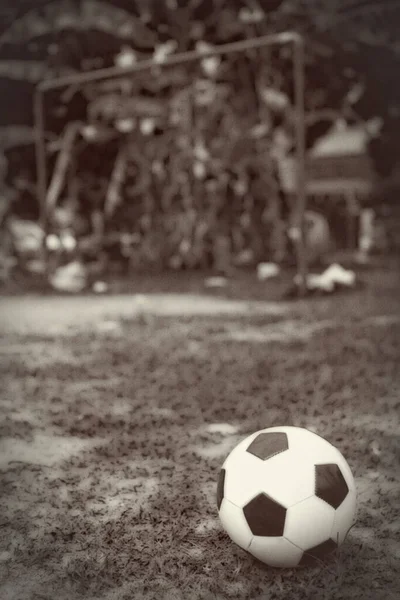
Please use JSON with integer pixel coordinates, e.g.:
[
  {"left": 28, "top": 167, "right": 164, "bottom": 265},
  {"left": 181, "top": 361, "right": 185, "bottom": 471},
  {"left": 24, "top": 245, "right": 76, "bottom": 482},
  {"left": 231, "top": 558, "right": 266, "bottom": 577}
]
[{"left": 34, "top": 31, "right": 308, "bottom": 294}]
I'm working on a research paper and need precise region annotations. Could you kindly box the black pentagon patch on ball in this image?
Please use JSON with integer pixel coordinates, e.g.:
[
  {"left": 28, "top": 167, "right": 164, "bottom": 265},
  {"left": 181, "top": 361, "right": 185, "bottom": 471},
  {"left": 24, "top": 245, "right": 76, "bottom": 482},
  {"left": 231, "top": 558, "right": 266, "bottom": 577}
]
[
  {"left": 243, "top": 493, "right": 286, "bottom": 536},
  {"left": 298, "top": 539, "right": 338, "bottom": 566},
  {"left": 246, "top": 432, "right": 289, "bottom": 461},
  {"left": 216, "top": 468, "right": 226, "bottom": 510},
  {"left": 315, "top": 464, "right": 349, "bottom": 509}
]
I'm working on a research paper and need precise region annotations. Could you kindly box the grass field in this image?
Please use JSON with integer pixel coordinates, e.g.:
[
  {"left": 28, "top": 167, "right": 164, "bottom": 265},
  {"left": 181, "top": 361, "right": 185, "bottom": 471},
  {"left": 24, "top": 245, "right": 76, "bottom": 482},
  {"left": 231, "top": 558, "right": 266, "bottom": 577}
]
[{"left": 0, "top": 266, "right": 399, "bottom": 600}]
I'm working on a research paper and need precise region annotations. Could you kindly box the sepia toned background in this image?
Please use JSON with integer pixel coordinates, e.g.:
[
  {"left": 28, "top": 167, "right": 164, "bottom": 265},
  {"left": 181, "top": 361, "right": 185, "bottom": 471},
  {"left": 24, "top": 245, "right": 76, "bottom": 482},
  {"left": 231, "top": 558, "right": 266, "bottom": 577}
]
[{"left": 0, "top": 2, "right": 399, "bottom": 600}]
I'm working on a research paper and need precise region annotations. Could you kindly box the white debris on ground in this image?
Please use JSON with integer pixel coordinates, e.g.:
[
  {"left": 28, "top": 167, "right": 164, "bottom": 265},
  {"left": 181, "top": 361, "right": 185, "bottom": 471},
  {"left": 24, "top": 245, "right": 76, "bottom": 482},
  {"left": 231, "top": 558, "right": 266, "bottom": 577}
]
[
  {"left": 203, "top": 423, "right": 239, "bottom": 435},
  {"left": 49, "top": 260, "right": 87, "bottom": 293},
  {"left": 257, "top": 262, "right": 280, "bottom": 281},
  {"left": 193, "top": 436, "right": 239, "bottom": 459},
  {"left": 92, "top": 280, "right": 108, "bottom": 294},
  {"left": 294, "top": 263, "right": 357, "bottom": 294}
]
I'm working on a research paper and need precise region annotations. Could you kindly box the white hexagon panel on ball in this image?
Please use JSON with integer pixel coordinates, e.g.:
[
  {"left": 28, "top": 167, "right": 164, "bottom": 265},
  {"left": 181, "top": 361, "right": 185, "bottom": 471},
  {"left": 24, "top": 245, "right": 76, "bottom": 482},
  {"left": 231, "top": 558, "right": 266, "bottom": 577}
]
[
  {"left": 249, "top": 536, "right": 303, "bottom": 568},
  {"left": 284, "top": 495, "right": 336, "bottom": 551},
  {"left": 218, "top": 498, "right": 252, "bottom": 551}
]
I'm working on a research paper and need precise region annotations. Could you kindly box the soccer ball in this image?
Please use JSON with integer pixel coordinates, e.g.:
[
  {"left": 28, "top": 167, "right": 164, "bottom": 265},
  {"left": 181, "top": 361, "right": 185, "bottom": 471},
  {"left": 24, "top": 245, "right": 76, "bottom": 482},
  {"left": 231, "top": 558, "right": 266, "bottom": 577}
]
[{"left": 216, "top": 426, "right": 357, "bottom": 568}]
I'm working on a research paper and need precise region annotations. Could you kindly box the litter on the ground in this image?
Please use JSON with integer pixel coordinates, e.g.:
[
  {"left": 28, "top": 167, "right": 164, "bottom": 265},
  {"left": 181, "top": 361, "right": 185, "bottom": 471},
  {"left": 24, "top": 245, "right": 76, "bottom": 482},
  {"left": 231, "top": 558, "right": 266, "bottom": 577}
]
[
  {"left": 292, "top": 263, "right": 357, "bottom": 295},
  {"left": 49, "top": 261, "right": 87, "bottom": 293},
  {"left": 257, "top": 262, "right": 280, "bottom": 281},
  {"left": 92, "top": 280, "right": 108, "bottom": 294}
]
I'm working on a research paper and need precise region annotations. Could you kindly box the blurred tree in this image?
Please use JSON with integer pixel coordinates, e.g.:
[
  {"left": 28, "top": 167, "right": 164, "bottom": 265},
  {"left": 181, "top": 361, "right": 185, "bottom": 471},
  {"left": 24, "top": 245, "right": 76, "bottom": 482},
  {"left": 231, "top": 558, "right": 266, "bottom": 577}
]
[
  {"left": 0, "top": 0, "right": 399, "bottom": 269},
  {"left": 1, "top": 1, "right": 398, "bottom": 139}
]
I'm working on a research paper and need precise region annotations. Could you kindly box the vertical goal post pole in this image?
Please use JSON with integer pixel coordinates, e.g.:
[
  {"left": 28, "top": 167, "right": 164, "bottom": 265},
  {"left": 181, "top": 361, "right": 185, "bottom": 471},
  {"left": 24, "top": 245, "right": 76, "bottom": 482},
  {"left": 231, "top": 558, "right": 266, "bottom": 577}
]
[
  {"left": 34, "top": 31, "right": 307, "bottom": 292},
  {"left": 293, "top": 34, "right": 307, "bottom": 295},
  {"left": 33, "top": 88, "right": 48, "bottom": 273}
]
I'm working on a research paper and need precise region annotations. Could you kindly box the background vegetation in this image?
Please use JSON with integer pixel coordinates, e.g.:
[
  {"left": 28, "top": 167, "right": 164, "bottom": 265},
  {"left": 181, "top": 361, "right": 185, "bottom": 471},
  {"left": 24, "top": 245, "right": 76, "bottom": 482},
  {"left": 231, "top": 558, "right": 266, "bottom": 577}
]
[{"left": 1, "top": 0, "right": 399, "bottom": 273}]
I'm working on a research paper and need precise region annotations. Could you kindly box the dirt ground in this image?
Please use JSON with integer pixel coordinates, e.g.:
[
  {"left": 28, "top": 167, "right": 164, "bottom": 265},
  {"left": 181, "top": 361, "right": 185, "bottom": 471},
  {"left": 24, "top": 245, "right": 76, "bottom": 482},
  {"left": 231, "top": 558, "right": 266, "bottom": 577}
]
[{"left": 0, "top": 266, "right": 399, "bottom": 600}]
